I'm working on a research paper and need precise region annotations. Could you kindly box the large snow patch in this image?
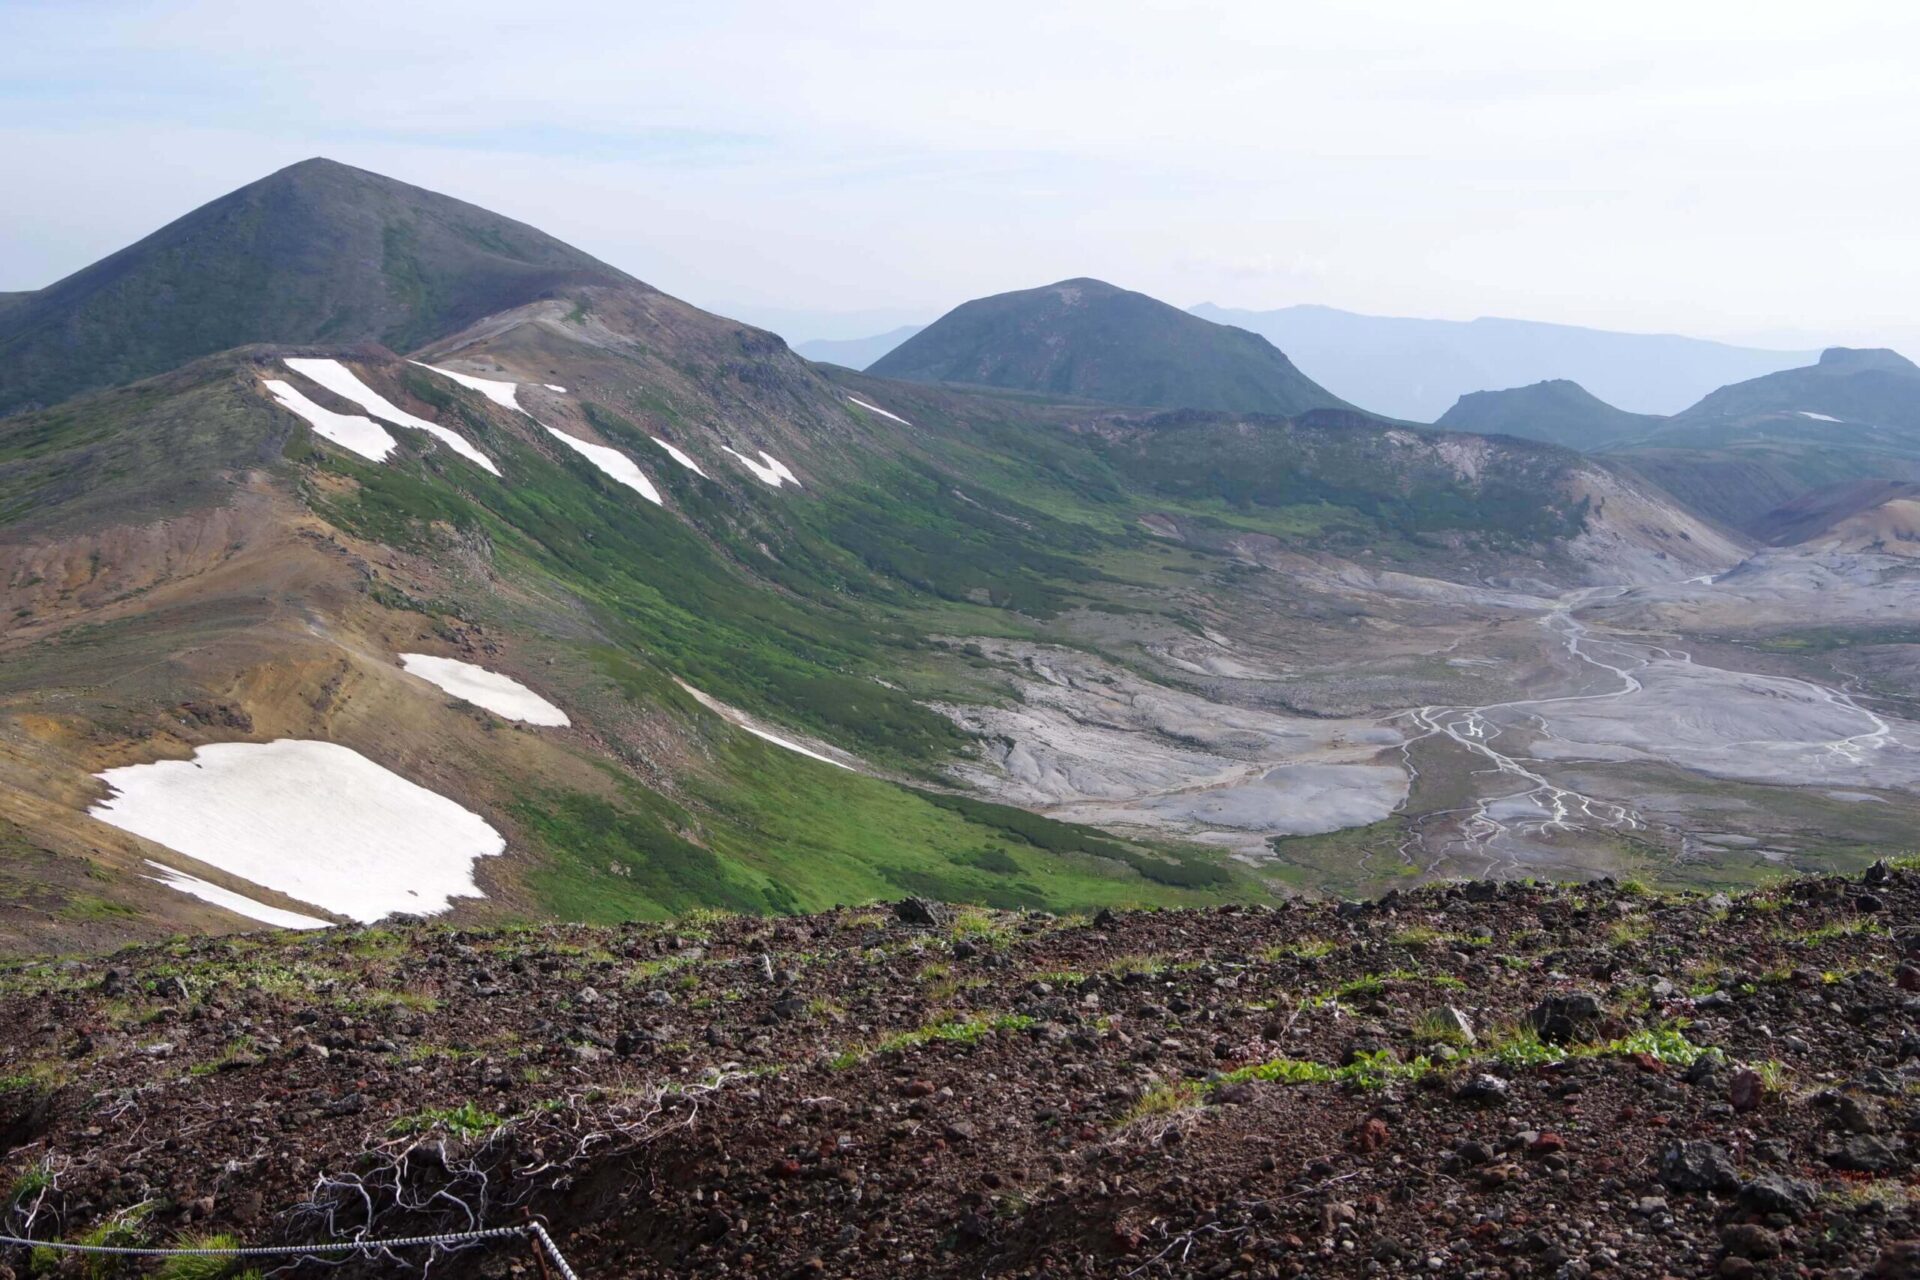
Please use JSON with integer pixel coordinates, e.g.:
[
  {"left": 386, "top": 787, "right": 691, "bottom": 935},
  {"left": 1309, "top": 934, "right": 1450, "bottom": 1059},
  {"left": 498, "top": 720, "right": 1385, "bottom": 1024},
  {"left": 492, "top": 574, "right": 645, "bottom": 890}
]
[
  {"left": 262, "top": 379, "right": 396, "bottom": 462},
  {"left": 545, "top": 428, "right": 664, "bottom": 505},
  {"left": 401, "top": 653, "right": 571, "bottom": 726},
  {"left": 284, "top": 358, "right": 500, "bottom": 475},
  {"left": 410, "top": 361, "right": 525, "bottom": 413},
  {"left": 652, "top": 436, "right": 710, "bottom": 478},
  {"left": 721, "top": 447, "right": 802, "bottom": 488},
  {"left": 92, "top": 740, "right": 505, "bottom": 923},
  {"left": 142, "top": 860, "right": 332, "bottom": 930}
]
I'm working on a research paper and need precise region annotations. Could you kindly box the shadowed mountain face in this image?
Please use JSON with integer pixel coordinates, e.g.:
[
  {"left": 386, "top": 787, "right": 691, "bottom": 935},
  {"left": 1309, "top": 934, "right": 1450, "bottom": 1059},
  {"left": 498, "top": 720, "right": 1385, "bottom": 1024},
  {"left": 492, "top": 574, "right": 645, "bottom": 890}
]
[
  {"left": 1436, "top": 379, "right": 1665, "bottom": 450},
  {"left": 0, "top": 158, "right": 634, "bottom": 416},
  {"left": 869, "top": 278, "right": 1354, "bottom": 416},
  {"left": 1191, "top": 302, "right": 1818, "bottom": 420}
]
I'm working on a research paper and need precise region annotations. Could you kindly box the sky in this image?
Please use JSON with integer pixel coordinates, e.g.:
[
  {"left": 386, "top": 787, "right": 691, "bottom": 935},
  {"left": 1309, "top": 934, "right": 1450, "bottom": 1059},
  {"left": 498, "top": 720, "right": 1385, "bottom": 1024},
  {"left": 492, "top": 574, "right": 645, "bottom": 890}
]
[{"left": 3, "top": 0, "right": 1918, "bottom": 351}]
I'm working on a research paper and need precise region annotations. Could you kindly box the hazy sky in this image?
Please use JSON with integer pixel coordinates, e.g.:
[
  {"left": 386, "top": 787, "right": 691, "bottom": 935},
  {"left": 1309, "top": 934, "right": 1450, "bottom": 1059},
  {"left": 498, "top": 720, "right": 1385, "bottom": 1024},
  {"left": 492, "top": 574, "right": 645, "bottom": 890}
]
[{"left": 4, "top": 0, "right": 1917, "bottom": 349}]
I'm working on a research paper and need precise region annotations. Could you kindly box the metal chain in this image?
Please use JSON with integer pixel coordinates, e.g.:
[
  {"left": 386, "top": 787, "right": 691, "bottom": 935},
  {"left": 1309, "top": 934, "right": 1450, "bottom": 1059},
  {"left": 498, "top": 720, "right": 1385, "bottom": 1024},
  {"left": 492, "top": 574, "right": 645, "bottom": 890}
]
[{"left": 0, "top": 1220, "right": 581, "bottom": 1277}]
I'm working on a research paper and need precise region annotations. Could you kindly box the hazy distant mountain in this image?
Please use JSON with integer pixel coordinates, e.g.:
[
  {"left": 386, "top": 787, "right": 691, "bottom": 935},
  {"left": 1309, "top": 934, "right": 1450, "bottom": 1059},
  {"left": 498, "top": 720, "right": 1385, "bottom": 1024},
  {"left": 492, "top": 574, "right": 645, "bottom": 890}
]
[
  {"left": 1189, "top": 303, "right": 1817, "bottom": 420},
  {"left": 0, "top": 157, "right": 632, "bottom": 416},
  {"left": 869, "top": 278, "right": 1354, "bottom": 415},
  {"left": 1658, "top": 347, "right": 1920, "bottom": 433},
  {"left": 796, "top": 325, "right": 924, "bottom": 369},
  {"left": 1608, "top": 348, "right": 1920, "bottom": 531},
  {"left": 1436, "top": 379, "right": 1664, "bottom": 450}
]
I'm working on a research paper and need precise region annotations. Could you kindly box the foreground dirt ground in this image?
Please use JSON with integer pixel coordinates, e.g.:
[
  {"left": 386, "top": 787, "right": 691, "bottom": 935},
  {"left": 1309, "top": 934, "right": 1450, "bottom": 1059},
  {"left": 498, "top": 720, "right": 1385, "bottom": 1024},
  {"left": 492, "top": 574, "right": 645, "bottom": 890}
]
[{"left": 0, "top": 865, "right": 1915, "bottom": 1278}]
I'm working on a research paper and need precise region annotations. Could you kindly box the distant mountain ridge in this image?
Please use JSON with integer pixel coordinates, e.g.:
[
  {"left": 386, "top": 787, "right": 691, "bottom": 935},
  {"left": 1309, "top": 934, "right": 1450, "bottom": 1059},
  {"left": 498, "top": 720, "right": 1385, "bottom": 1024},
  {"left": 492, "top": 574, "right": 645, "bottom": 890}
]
[
  {"left": 868, "top": 278, "right": 1355, "bottom": 416},
  {"left": 0, "top": 157, "right": 633, "bottom": 416},
  {"left": 1606, "top": 347, "right": 1920, "bottom": 532},
  {"left": 796, "top": 325, "right": 924, "bottom": 369},
  {"left": 1436, "top": 379, "right": 1665, "bottom": 450},
  {"left": 1189, "top": 302, "right": 1818, "bottom": 420}
]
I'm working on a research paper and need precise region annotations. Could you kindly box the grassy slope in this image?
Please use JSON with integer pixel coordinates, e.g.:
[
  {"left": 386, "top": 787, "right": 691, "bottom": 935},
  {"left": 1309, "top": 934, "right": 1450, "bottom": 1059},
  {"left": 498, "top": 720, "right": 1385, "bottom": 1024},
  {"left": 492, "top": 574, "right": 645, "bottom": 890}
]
[{"left": 0, "top": 343, "right": 1629, "bottom": 933}]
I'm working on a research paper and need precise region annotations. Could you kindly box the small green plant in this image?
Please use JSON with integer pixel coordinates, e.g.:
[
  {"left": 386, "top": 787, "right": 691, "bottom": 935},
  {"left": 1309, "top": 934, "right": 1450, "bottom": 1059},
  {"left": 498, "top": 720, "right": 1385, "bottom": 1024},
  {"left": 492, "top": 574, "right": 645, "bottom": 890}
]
[
  {"left": 1118, "top": 1079, "right": 1205, "bottom": 1125},
  {"left": 1265, "top": 938, "right": 1336, "bottom": 960},
  {"left": 387, "top": 1101, "right": 503, "bottom": 1140},
  {"left": 831, "top": 1013, "right": 1036, "bottom": 1070},
  {"left": 155, "top": 1236, "right": 257, "bottom": 1280},
  {"left": 1608, "top": 919, "right": 1653, "bottom": 945},
  {"left": 1412, "top": 1008, "right": 1473, "bottom": 1046}
]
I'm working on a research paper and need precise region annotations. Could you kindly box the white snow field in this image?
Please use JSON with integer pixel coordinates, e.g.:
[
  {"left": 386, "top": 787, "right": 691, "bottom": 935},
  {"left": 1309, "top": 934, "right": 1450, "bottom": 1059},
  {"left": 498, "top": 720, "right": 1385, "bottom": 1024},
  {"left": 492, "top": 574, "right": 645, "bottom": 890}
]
[
  {"left": 1798, "top": 411, "right": 1842, "bottom": 422},
  {"left": 721, "top": 446, "right": 802, "bottom": 488},
  {"left": 142, "top": 860, "right": 332, "bottom": 930},
  {"left": 652, "top": 436, "right": 710, "bottom": 478},
  {"left": 262, "top": 379, "right": 397, "bottom": 462},
  {"left": 545, "top": 427, "right": 664, "bottom": 505},
  {"left": 544, "top": 384, "right": 567, "bottom": 393},
  {"left": 283, "top": 358, "right": 500, "bottom": 475},
  {"left": 409, "top": 361, "right": 525, "bottom": 412},
  {"left": 91, "top": 740, "right": 506, "bottom": 923},
  {"left": 676, "top": 680, "right": 853, "bottom": 769},
  {"left": 400, "top": 653, "right": 571, "bottom": 726},
  {"left": 846, "top": 395, "right": 911, "bottom": 426}
]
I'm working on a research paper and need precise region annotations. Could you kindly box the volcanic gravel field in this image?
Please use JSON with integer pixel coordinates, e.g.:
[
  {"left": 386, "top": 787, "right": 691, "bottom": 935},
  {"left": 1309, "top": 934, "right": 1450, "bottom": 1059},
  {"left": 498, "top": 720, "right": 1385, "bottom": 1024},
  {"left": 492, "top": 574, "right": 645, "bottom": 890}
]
[{"left": 0, "top": 866, "right": 1915, "bottom": 1278}]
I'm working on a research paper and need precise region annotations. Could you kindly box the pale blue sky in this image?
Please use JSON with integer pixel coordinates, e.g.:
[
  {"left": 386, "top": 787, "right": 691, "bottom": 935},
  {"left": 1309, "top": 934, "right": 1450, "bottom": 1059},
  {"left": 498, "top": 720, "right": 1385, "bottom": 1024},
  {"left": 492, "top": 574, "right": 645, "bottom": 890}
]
[{"left": 4, "top": 0, "right": 1918, "bottom": 352}]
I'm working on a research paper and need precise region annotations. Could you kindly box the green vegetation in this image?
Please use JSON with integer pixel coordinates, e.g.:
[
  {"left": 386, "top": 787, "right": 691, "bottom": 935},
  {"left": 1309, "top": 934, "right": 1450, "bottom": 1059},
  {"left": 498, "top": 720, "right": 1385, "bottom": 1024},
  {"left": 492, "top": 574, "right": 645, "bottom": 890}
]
[
  {"left": 830, "top": 1013, "right": 1036, "bottom": 1070},
  {"left": 387, "top": 1101, "right": 503, "bottom": 1140}
]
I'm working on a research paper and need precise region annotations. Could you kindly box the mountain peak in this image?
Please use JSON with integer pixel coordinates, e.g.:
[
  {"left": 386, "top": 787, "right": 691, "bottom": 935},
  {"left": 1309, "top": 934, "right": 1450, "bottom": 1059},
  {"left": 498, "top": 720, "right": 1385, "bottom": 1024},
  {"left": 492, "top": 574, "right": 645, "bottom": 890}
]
[
  {"left": 1817, "top": 346, "right": 1919, "bottom": 374},
  {"left": 869, "top": 279, "right": 1354, "bottom": 416},
  {"left": 0, "top": 160, "right": 631, "bottom": 416},
  {"left": 1435, "top": 378, "right": 1661, "bottom": 448}
]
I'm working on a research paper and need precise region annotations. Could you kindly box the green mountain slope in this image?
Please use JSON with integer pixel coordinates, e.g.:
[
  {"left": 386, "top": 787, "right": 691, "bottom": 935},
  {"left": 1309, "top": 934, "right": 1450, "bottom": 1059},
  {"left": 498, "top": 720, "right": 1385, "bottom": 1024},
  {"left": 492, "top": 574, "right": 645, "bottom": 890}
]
[
  {"left": 869, "top": 278, "right": 1355, "bottom": 415},
  {"left": 1435, "top": 379, "right": 1664, "bottom": 450},
  {"left": 0, "top": 157, "right": 631, "bottom": 416},
  {"left": 0, "top": 164, "right": 1745, "bottom": 954}
]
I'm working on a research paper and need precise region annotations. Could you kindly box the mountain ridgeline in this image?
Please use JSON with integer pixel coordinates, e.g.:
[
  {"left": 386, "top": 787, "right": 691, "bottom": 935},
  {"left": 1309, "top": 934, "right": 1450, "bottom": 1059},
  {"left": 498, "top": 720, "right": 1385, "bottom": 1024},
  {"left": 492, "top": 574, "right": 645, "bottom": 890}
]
[
  {"left": 0, "top": 158, "right": 634, "bottom": 416},
  {"left": 868, "top": 278, "right": 1356, "bottom": 416}
]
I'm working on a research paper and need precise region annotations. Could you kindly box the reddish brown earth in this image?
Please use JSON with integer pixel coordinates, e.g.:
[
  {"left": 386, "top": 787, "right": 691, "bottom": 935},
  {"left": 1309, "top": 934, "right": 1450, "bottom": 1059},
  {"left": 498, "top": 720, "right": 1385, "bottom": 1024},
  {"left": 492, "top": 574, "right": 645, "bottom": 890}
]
[{"left": 0, "top": 865, "right": 1915, "bottom": 1278}]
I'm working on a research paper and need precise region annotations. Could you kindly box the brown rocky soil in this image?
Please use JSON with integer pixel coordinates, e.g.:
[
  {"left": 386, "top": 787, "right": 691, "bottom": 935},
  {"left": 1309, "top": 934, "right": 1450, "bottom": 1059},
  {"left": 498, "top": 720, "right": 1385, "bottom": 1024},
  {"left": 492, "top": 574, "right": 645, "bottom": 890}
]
[{"left": 0, "top": 865, "right": 1914, "bottom": 1278}]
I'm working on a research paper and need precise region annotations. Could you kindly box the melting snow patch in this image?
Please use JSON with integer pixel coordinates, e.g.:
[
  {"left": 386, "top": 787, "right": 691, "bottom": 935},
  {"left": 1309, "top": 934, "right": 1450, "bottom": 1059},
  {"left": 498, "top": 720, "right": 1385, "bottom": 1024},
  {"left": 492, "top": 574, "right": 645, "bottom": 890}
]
[
  {"left": 143, "top": 860, "right": 332, "bottom": 930},
  {"left": 401, "top": 653, "right": 571, "bottom": 726},
  {"left": 91, "top": 740, "right": 505, "bottom": 923},
  {"left": 544, "top": 384, "right": 567, "bottom": 393},
  {"left": 283, "top": 358, "right": 500, "bottom": 475},
  {"left": 410, "top": 361, "right": 525, "bottom": 413},
  {"left": 846, "top": 395, "right": 911, "bottom": 426},
  {"left": 545, "top": 427, "right": 664, "bottom": 505},
  {"left": 651, "top": 436, "right": 710, "bottom": 478},
  {"left": 1798, "top": 411, "right": 1842, "bottom": 422},
  {"left": 721, "top": 446, "right": 802, "bottom": 488},
  {"left": 676, "top": 680, "right": 853, "bottom": 769},
  {"left": 262, "top": 379, "right": 396, "bottom": 462}
]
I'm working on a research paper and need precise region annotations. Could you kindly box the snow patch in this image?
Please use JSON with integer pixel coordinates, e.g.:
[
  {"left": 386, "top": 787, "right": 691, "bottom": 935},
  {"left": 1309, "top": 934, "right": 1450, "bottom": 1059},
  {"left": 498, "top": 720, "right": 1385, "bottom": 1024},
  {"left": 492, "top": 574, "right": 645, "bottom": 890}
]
[
  {"left": 143, "top": 860, "right": 332, "bottom": 930},
  {"left": 262, "top": 379, "right": 396, "bottom": 463},
  {"left": 410, "top": 361, "right": 525, "bottom": 413},
  {"left": 544, "top": 384, "right": 568, "bottom": 393},
  {"left": 283, "top": 358, "right": 500, "bottom": 476},
  {"left": 721, "top": 446, "right": 802, "bottom": 488},
  {"left": 676, "top": 680, "right": 853, "bottom": 769},
  {"left": 91, "top": 740, "right": 505, "bottom": 923},
  {"left": 651, "top": 437, "right": 710, "bottom": 478},
  {"left": 1797, "top": 411, "right": 1842, "bottom": 422},
  {"left": 846, "top": 395, "right": 911, "bottom": 426},
  {"left": 545, "top": 427, "right": 664, "bottom": 505},
  {"left": 401, "top": 653, "right": 571, "bottom": 726}
]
